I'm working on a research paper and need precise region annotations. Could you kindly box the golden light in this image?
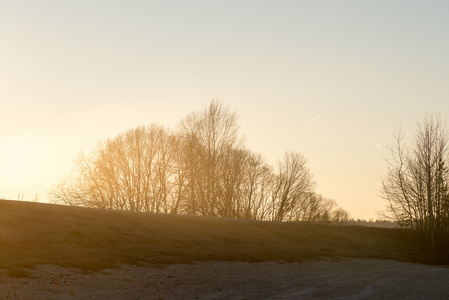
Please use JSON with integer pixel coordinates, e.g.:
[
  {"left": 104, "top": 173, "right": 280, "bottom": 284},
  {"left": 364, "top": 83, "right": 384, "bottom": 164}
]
[{"left": 1, "top": 140, "right": 29, "bottom": 183}]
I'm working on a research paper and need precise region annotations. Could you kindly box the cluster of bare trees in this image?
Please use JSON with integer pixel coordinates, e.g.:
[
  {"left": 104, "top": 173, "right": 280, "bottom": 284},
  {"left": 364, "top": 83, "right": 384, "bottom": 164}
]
[
  {"left": 50, "top": 100, "right": 348, "bottom": 223},
  {"left": 381, "top": 115, "right": 449, "bottom": 251}
]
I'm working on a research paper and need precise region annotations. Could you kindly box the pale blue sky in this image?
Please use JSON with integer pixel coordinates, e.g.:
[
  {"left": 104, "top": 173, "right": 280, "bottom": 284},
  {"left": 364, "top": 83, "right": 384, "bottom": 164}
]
[{"left": 1, "top": 1, "right": 449, "bottom": 218}]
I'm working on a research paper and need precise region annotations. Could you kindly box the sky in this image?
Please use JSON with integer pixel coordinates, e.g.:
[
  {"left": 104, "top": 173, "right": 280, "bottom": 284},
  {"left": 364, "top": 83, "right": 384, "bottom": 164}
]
[{"left": 1, "top": 1, "right": 449, "bottom": 219}]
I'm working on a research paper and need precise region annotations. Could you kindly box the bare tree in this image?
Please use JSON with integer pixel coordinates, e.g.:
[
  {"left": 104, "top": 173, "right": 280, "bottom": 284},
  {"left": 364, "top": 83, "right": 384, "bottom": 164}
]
[
  {"left": 272, "top": 152, "right": 315, "bottom": 222},
  {"left": 240, "top": 152, "right": 274, "bottom": 220},
  {"left": 174, "top": 111, "right": 204, "bottom": 215},
  {"left": 298, "top": 194, "right": 348, "bottom": 223},
  {"left": 50, "top": 101, "right": 349, "bottom": 226},
  {"left": 216, "top": 147, "right": 247, "bottom": 218},
  {"left": 50, "top": 124, "right": 177, "bottom": 213},
  {"left": 199, "top": 100, "right": 241, "bottom": 216},
  {"left": 381, "top": 115, "right": 449, "bottom": 251},
  {"left": 176, "top": 99, "right": 241, "bottom": 217}
]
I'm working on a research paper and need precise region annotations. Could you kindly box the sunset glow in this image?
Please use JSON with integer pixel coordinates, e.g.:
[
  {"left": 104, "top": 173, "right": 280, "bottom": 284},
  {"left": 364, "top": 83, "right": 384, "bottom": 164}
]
[
  {"left": 2, "top": 141, "right": 28, "bottom": 183},
  {"left": 1, "top": 1, "right": 449, "bottom": 219},
  {"left": 0, "top": 139, "right": 44, "bottom": 187}
]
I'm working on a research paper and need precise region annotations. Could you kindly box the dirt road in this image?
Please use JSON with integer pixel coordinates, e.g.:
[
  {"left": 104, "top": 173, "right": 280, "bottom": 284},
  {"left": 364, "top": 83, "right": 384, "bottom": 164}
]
[{"left": 1, "top": 258, "right": 448, "bottom": 299}]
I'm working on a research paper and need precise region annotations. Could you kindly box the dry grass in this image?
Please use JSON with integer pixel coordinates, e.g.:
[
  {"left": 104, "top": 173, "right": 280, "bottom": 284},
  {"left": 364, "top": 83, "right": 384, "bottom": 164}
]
[
  {"left": 0, "top": 200, "right": 441, "bottom": 272},
  {"left": 5, "top": 266, "right": 32, "bottom": 278}
]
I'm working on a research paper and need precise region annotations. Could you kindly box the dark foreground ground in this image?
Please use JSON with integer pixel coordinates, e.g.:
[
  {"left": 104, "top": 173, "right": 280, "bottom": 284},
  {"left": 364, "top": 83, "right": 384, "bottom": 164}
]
[
  {"left": 1, "top": 258, "right": 449, "bottom": 299},
  {"left": 0, "top": 200, "right": 440, "bottom": 271},
  {"left": 0, "top": 200, "right": 448, "bottom": 299}
]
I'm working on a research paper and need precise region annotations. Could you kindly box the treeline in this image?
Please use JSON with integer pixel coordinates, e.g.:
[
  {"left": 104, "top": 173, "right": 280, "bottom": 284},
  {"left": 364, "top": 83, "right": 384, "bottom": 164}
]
[
  {"left": 50, "top": 100, "right": 349, "bottom": 223},
  {"left": 334, "top": 219, "right": 399, "bottom": 228},
  {"left": 381, "top": 115, "right": 449, "bottom": 251}
]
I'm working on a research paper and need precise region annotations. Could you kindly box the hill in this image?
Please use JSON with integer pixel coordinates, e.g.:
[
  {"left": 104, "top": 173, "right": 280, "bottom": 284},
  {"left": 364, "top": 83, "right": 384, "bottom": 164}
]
[{"left": 0, "top": 200, "right": 438, "bottom": 272}]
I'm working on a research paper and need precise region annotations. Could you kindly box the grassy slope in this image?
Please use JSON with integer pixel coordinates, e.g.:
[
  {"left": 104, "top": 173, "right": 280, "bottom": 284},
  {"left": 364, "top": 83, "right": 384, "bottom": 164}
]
[{"left": 0, "top": 200, "right": 437, "bottom": 271}]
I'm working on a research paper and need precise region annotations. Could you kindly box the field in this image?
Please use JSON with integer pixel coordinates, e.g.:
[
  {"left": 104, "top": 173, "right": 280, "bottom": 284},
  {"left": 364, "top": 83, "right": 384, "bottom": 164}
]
[
  {"left": 0, "top": 199, "right": 436, "bottom": 270},
  {"left": 1, "top": 199, "right": 448, "bottom": 299}
]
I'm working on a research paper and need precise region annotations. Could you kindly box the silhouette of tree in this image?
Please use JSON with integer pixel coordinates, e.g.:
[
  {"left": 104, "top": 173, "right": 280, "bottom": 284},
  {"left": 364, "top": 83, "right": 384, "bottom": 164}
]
[
  {"left": 50, "top": 124, "right": 177, "bottom": 213},
  {"left": 197, "top": 100, "right": 241, "bottom": 216},
  {"left": 173, "top": 111, "right": 203, "bottom": 215},
  {"left": 381, "top": 115, "right": 449, "bottom": 251},
  {"left": 272, "top": 152, "right": 315, "bottom": 222},
  {"left": 50, "top": 100, "right": 349, "bottom": 224},
  {"left": 240, "top": 152, "right": 274, "bottom": 220}
]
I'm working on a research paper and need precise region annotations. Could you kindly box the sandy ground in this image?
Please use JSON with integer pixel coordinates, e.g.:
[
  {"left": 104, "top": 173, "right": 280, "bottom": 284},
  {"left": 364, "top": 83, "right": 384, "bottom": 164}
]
[{"left": 0, "top": 258, "right": 448, "bottom": 299}]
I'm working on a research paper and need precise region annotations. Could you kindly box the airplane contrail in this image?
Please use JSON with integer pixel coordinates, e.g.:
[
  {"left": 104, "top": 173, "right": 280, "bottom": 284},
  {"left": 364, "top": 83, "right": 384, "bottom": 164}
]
[{"left": 309, "top": 112, "right": 325, "bottom": 121}]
